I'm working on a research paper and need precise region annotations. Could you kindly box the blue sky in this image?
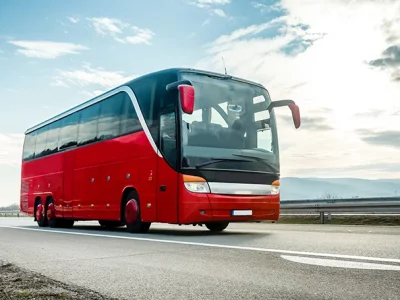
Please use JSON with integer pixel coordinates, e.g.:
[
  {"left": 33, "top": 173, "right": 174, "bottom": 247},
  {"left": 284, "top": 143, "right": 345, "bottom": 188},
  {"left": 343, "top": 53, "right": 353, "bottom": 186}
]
[
  {"left": 1, "top": 0, "right": 400, "bottom": 205},
  {"left": 1, "top": 0, "right": 282, "bottom": 132}
]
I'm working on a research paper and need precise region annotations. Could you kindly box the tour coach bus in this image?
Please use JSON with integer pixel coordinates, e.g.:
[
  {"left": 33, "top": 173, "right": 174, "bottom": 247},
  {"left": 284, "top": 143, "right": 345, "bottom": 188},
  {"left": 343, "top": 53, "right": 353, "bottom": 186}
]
[{"left": 20, "top": 67, "right": 301, "bottom": 233}]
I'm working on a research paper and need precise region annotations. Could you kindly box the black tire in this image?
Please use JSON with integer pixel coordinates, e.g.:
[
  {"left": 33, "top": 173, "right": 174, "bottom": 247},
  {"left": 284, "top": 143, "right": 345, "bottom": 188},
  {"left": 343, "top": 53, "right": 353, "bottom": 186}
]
[
  {"left": 205, "top": 222, "right": 229, "bottom": 232},
  {"left": 47, "top": 198, "right": 74, "bottom": 229},
  {"left": 47, "top": 198, "right": 61, "bottom": 228},
  {"left": 123, "top": 191, "right": 151, "bottom": 234},
  {"left": 61, "top": 219, "right": 74, "bottom": 228},
  {"left": 99, "top": 220, "right": 123, "bottom": 229},
  {"left": 35, "top": 199, "right": 48, "bottom": 227}
]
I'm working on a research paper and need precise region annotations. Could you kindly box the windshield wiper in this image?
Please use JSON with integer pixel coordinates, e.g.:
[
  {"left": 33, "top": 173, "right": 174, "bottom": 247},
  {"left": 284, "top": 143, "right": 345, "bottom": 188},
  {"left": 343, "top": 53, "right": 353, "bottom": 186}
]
[
  {"left": 232, "top": 154, "right": 279, "bottom": 173},
  {"left": 195, "top": 157, "right": 252, "bottom": 169}
]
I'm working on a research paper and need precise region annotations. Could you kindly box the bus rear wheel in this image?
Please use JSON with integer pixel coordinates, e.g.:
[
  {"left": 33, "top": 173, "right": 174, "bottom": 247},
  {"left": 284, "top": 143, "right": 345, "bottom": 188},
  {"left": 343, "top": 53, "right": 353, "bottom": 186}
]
[
  {"left": 47, "top": 198, "right": 74, "bottom": 228},
  {"left": 205, "top": 222, "right": 229, "bottom": 232},
  {"left": 123, "top": 191, "right": 151, "bottom": 234},
  {"left": 35, "top": 199, "right": 47, "bottom": 227},
  {"left": 47, "top": 198, "right": 59, "bottom": 228}
]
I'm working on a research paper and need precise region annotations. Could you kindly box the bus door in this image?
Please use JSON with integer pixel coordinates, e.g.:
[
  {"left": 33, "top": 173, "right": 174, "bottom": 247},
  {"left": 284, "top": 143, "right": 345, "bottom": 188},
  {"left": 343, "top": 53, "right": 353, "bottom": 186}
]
[{"left": 156, "top": 111, "right": 179, "bottom": 223}]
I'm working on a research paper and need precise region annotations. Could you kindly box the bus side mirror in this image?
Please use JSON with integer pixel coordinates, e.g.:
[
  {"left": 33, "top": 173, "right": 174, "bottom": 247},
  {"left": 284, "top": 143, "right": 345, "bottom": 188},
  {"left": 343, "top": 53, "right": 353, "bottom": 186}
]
[
  {"left": 288, "top": 103, "right": 301, "bottom": 129},
  {"left": 178, "top": 84, "right": 195, "bottom": 115},
  {"left": 267, "top": 99, "right": 301, "bottom": 129}
]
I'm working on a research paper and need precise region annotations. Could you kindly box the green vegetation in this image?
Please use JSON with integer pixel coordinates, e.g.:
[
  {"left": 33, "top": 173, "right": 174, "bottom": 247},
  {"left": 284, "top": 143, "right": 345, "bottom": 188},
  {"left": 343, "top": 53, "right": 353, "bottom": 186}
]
[{"left": 274, "top": 215, "right": 400, "bottom": 226}]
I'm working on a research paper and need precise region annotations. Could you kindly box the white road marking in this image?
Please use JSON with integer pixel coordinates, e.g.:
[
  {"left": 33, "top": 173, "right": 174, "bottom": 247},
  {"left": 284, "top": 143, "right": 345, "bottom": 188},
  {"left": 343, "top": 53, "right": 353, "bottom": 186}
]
[
  {"left": 1, "top": 225, "right": 400, "bottom": 265},
  {"left": 281, "top": 255, "right": 400, "bottom": 271}
]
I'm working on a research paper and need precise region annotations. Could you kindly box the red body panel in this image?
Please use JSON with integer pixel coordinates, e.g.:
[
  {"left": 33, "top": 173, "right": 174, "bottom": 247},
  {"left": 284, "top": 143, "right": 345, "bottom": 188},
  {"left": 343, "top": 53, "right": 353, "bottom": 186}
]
[
  {"left": 20, "top": 130, "right": 280, "bottom": 225},
  {"left": 156, "top": 156, "right": 179, "bottom": 223},
  {"left": 20, "top": 131, "right": 157, "bottom": 222}
]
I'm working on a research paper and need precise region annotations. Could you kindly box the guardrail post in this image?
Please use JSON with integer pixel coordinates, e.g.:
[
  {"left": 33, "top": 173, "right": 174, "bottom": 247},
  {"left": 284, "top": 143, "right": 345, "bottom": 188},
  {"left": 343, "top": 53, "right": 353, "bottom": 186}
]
[{"left": 320, "top": 212, "right": 325, "bottom": 224}]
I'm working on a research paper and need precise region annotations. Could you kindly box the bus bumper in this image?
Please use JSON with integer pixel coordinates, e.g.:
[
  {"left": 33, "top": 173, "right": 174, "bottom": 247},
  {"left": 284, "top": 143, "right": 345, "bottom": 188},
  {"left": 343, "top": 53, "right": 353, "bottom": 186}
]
[{"left": 179, "top": 193, "right": 280, "bottom": 224}]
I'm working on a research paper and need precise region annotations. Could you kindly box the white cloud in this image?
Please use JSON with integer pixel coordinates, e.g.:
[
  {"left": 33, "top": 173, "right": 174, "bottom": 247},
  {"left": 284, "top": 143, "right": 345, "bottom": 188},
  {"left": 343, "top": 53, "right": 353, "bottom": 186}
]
[
  {"left": 87, "top": 17, "right": 128, "bottom": 36},
  {"left": 87, "top": 17, "right": 155, "bottom": 45},
  {"left": 116, "top": 26, "right": 155, "bottom": 45},
  {"left": 252, "top": 1, "right": 282, "bottom": 13},
  {"left": 53, "top": 64, "right": 137, "bottom": 89},
  {"left": 8, "top": 40, "right": 88, "bottom": 59},
  {"left": 0, "top": 134, "right": 24, "bottom": 166},
  {"left": 81, "top": 90, "right": 105, "bottom": 98},
  {"left": 0, "top": 134, "right": 24, "bottom": 206},
  {"left": 202, "top": 19, "right": 211, "bottom": 26},
  {"left": 212, "top": 9, "right": 226, "bottom": 17},
  {"left": 188, "top": 0, "right": 230, "bottom": 17},
  {"left": 191, "top": 0, "right": 230, "bottom": 8},
  {"left": 195, "top": 0, "right": 400, "bottom": 179},
  {"left": 68, "top": 17, "right": 79, "bottom": 24}
]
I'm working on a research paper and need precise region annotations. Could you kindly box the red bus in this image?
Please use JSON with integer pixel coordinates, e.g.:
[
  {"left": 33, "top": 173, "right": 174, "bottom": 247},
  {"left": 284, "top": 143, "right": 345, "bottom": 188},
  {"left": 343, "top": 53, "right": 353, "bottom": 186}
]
[{"left": 20, "top": 68, "right": 300, "bottom": 233}]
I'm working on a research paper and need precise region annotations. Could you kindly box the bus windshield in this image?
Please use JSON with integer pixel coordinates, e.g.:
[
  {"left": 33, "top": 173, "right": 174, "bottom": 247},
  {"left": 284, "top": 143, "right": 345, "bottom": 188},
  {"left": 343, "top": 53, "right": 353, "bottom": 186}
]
[{"left": 179, "top": 72, "right": 279, "bottom": 173}]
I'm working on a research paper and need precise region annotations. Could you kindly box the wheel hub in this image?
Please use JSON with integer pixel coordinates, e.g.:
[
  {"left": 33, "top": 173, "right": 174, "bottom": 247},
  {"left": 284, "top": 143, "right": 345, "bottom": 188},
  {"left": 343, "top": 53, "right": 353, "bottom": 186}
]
[
  {"left": 47, "top": 203, "right": 55, "bottom": 221},
  {"left": 125, "top": 199, "right": 138, "bottom": 224},
  {"left": 36, "top": 204, "right": 43, "bottom": 222}
]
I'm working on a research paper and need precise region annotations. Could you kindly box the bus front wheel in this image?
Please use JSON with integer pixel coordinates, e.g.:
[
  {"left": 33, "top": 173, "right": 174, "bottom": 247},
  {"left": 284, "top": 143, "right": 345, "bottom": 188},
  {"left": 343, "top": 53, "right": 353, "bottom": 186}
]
[
  {"left": 205, "top": 222, "right": 229, "bottom": 232},
  {"left": 123, "top": 191, "right": 151, "bottom": 234}
]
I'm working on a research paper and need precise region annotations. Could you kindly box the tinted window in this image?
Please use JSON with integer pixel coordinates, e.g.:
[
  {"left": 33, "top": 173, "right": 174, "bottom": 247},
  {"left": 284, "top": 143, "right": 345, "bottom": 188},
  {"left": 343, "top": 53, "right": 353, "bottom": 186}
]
[
  {"left": 77, "top": 103, "right": 100, "bottom": 146},
  {"left": 34, "top": 126, "right": 48, "bottom": 159},
  {"left": 121, "top": 93, "right": 141, "bottom": 134},
  {"left": 160, "top": 112, "right": 177, "bottom": 168},
  {"left": 59, "top": 113, "right": 79, "bottom": 150},
  {"left": 98, "top": 93, "right": 124, "bottom": 140},
  {"left": 44, "top": 120, "right": 60, "bottom": 155},
  {"left": 22, "top": 132, "right": 36, "bottom": 160},
  {"left": 129, "top": 76, "right": 154, "bottom": 124},
  {"left": 128, "top": 71, "right": 178, "bottom": 146}
]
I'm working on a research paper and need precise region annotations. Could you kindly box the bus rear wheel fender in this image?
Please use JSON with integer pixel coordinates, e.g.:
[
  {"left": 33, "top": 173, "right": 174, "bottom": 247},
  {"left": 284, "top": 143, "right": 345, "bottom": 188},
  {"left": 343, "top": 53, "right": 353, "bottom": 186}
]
[{"left": 123, "top": 190, "right": 151, "bottom": 234}]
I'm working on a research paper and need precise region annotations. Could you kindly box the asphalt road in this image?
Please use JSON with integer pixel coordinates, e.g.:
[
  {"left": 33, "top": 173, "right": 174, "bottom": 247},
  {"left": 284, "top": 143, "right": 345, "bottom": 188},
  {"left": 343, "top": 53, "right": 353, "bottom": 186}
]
[{"left": 0, "top": 218, "right": 399, "bottom": 300}]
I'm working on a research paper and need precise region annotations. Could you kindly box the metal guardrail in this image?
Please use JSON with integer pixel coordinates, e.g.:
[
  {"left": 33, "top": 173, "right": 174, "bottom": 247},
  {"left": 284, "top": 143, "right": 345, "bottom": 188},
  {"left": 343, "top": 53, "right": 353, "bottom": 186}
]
[
  {"left": 2, "top": 197, "right": 400, "bottom": 223},
  {"left": 0, "top": 210, "right": 20, "bottom": 217},
  {"left": 280, "top": 197, "right": 400, "bottom": 223}
]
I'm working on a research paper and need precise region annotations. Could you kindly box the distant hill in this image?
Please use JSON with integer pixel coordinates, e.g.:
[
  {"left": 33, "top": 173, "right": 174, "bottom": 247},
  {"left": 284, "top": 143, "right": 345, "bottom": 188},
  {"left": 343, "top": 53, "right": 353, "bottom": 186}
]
[{"left": 280, "top": 177, "right": 400, "bottom": 200}]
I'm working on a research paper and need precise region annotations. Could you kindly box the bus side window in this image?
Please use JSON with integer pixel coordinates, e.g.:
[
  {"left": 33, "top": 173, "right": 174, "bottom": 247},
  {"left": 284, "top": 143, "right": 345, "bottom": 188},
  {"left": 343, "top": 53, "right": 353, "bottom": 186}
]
[
  {"left": 98, "top": 93, "right": 124, "bottom": 140},
  {"left": 160, "top": 112, "right": 177, "bottom": 168},
  {"left": 33, "top": 126, "right": 48, "bottom": 159},
  {"left": 77, "top": 103, "right": 100, "bottom": 146},
  {"left": 44, "top": 120, "right": 61, "bottom": 155},
  {"left": 59, "top": 113, "right": 79, "bottom": 150},
  {"left": 121, "top": 93, "right": 141, "bottom": 134},
  {"left": 22, "top": 132, "right": 37, "bottom": 161}
]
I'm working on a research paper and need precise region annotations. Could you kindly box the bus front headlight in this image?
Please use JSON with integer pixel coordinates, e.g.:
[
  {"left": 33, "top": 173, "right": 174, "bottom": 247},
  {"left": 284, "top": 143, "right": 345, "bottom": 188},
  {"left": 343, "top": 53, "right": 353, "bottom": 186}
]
[
  {"left": 183, "top": 175, "right": 210, "bottom": 193},
  {"left": 184, "top": 182, "right": 210, "bottom": 193},
  {"left": 271, "top": 180, "right": 280, "bottom": 195}
]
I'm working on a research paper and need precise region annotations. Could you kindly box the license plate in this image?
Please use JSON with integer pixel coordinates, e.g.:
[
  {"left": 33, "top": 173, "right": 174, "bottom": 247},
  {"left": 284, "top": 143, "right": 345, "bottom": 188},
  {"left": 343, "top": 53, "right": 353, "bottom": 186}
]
[{"left": 232, "top": 210, "right": 252, "bottom": 216}]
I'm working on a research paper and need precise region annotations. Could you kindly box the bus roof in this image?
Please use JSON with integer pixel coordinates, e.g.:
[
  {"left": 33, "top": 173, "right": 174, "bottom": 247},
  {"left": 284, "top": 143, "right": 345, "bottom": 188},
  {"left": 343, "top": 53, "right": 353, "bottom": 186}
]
[{"left": 25, "top": 67, "right": 265, "bottom": 134}]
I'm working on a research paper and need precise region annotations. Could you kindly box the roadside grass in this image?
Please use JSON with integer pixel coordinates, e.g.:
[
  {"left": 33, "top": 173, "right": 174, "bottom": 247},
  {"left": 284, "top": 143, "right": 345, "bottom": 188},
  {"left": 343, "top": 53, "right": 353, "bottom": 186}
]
[{"left": 271, "top": 215, "right": 400, "bottom": 226}]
